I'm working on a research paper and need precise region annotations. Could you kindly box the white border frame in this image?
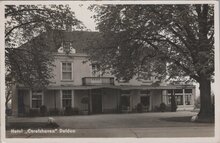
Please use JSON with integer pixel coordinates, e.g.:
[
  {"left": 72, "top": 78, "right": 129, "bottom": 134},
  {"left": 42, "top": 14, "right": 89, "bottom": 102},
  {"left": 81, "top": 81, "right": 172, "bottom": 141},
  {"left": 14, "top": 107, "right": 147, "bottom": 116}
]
[{"left": 0, "top": 1, "right": 219, "bottom": 143}]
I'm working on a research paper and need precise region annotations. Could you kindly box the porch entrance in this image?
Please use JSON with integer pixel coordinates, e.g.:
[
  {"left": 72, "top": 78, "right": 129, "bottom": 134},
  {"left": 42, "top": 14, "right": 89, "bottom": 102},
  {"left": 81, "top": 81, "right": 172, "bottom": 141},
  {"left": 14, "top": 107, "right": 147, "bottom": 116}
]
[{"left": 91, "top": 94, "right": 102, "bottom": 114}]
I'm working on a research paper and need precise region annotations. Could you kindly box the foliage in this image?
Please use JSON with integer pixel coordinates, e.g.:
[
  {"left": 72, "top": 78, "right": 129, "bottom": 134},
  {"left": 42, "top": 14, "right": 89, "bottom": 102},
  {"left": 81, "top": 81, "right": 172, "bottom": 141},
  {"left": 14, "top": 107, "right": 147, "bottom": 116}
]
[
  {"left": 89, "top": 4, "right": 214, "bottom": 82},
  {"left": 5, "top": 5, "right": 84, "bottom": 89},
  {"left": 89, "top": 4, "right": 214, "bottom": 120}
]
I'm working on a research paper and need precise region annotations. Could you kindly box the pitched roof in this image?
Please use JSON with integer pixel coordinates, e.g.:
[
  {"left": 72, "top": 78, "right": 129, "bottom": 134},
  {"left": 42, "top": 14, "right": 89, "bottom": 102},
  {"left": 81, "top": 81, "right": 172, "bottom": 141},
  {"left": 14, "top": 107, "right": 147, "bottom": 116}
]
[{"left": 42, "top": 30, "right": 102, "bottom": 53}]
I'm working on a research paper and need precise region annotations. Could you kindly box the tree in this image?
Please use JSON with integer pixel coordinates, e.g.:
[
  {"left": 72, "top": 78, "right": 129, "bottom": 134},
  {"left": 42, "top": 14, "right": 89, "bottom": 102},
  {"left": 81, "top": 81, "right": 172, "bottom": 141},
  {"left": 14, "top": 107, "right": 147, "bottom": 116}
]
[
  {"left": 89, "top": 4, "right": 214, "bottom": 121},
  {"left": 5, "top": 5, "right": 84, "bottom": 106},
  {"left": 5, "top": 5, "right": 84, "bottom": 87}
]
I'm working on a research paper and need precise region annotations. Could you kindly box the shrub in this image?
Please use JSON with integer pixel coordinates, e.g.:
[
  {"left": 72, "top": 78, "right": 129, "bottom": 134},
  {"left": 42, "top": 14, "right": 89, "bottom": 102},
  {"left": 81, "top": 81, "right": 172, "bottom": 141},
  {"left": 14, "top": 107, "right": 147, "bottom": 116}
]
[
  {"left": 49, "top": 108, "right": 60, "bottom": 116},
  {"left": 159, "top": 103, "right": 166, "bottom": 112},
  {"left": 137, "top": 103, "right": 144, "bottom": 113},
  {"left": 64, "top": 106, "right": 74, "bottom": 116},
  {"left": 29, "top": 109, "right": 40, "bottom": 117},
  {"left": 40, "top": 105, "right": 47, "bottom": 116}
]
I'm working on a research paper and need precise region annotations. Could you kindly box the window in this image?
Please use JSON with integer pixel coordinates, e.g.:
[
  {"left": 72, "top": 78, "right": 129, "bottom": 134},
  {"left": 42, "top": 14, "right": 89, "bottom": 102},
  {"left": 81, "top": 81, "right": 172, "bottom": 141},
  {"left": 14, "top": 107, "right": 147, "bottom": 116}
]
[
  {"left": 62, "top": 62, "right": 72, "bottom": 80},
  {"left": 185, "top": 89, "right": 192, "bottom": 93},
  {"left": 175, "top": 95, "right": 183, "bottom": 105},
  {"left": 32, "top": 90, "right": 43, "bottom": 108},
  {"left": 185, "top": 94, "right": 192, "bottom": 105},
  {"left": 174, "top": 89, "right": 183, "bottom": 94},
  {"left": 62, "top": 90, "right": 72, "bottom": 108}
]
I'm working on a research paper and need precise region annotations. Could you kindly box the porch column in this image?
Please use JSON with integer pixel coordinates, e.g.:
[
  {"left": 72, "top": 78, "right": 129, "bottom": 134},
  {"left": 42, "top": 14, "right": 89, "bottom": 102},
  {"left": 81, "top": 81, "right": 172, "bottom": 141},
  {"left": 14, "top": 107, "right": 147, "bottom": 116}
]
[
  {"left": 60, "top": 90, "right": 62, "bottom": 109},
  {"left": 88, "top": 89, "right": 91, "bottom": 115},
  {"left": 29, "top": 90, "right": 32, "bottom": 108},
  {"left": 53, "top": 90, "right": 57, "bottom": 109},
  {"left": 72, "top": 90, "right": 74, "bottom": 108},
  {"left": 117, "top": 89, "right": 120, "bottom": 112},
  {"left": 183, "top": 89, "right": 186, "bottom": 109},
  {"left": 191, "top": 88, "right": 196, "bottom": 105}
]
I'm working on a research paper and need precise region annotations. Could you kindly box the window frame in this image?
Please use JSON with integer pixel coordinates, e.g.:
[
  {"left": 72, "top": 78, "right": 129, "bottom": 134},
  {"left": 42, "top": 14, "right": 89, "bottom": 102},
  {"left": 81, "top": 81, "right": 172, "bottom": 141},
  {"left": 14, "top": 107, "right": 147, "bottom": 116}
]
[
  {"left": 61, "top": 62, "right": 73, "bottom": 81},
  {"left": 31, "top": 90, "right": 43, "bottom": 109},
  {"left": 61, "top": 90, "right": 72, "bottom": 108}
]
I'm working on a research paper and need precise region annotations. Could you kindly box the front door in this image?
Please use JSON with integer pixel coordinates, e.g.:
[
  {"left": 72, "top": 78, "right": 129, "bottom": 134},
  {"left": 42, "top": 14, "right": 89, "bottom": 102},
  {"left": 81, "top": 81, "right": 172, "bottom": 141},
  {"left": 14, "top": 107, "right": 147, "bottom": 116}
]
[{"left": 92, "top": 94, "right": 102, "bottom": 114}]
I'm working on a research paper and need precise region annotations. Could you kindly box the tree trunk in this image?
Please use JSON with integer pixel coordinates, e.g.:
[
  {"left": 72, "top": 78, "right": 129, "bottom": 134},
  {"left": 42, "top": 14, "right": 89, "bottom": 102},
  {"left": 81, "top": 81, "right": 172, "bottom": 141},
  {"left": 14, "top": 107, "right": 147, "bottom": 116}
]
[
  {"left": 171, "top": 90, "right": 177, "bottom": 112},
  {"left": 198, "top": 77, "right": 214, "bottom": 122}
]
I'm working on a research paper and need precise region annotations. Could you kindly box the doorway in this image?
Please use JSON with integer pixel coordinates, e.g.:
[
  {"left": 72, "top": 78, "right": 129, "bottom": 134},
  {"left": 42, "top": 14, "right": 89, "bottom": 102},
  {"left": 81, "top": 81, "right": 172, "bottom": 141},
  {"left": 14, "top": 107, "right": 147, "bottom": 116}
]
[{"left": 91, "top": 94, "right": 102, "bottom": 114}]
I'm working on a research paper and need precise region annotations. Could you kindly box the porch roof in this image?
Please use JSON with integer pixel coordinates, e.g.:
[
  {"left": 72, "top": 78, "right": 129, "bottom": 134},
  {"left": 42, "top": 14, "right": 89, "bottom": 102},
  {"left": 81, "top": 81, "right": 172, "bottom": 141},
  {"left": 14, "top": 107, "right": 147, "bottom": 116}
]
[{"left": 45, "top": 84, "right": 195, "bottom": 90}]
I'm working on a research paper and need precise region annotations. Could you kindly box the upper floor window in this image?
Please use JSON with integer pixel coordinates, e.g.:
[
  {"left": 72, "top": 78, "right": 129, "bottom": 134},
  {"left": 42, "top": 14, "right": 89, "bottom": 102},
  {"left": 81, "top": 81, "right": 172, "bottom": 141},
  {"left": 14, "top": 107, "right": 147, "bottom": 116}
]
[
  {"left": 62, "top": 62, "right": 72, "bottom": 80},
  {"left": 32, "top": 90, "right": 43, "bottom": 108}
]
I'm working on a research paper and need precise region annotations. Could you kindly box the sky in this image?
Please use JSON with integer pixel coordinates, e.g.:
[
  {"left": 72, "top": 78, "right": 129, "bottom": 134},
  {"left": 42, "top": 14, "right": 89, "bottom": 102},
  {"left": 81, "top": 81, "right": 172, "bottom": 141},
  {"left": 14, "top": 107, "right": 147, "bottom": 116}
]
[{"left": 70, "top": 4, "right": 97, "bottom": 31}]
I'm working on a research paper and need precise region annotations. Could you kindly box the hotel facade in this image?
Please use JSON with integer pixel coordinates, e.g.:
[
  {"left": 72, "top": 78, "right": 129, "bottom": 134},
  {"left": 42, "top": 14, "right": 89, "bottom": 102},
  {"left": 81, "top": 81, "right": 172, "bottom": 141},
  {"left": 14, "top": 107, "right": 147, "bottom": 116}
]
[{"left": 11, "top": 31, "right": 196, "bottom": 116}]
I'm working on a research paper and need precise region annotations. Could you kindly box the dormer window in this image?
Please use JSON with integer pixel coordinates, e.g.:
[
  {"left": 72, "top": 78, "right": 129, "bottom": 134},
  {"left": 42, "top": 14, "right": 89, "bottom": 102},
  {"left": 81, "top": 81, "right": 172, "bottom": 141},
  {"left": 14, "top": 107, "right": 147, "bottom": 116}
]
[
  {"left": 58, "top": 41, "right": 76, "bottom": 53},
  {"left": 63, "top": 41, "right": 71, "bottom": 52}
]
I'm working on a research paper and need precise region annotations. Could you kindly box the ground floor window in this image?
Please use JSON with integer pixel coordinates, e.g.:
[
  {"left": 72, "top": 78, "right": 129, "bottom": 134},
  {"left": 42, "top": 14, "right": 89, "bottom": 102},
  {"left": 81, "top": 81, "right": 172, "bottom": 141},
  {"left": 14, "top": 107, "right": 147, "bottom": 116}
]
[
  {"left": 62, "top": 90, "right": 72, "bottom": 108},
  {"left": 32, "top": 90, "right": 43, "bottom": 108},
  {"left": 185, "top": 94, "right": 192, "bottom": 105},
  {"left": 175, "top": 95, "right": 183, "bottom": 105}
]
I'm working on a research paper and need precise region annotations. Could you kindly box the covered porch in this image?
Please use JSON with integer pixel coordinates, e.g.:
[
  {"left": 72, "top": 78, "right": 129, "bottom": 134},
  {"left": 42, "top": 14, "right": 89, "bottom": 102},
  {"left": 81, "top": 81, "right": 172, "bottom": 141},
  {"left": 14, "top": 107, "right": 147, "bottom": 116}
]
[{"left": 12, "top": 85, "right": 195, "bottom": 116}]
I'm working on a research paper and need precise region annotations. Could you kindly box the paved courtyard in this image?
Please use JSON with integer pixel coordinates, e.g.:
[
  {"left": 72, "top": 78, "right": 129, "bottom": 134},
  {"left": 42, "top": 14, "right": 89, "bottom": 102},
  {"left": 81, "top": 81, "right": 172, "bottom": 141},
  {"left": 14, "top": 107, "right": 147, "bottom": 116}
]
[{"left": 6, "top": 111, "right": 214, "bottom": 138}]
